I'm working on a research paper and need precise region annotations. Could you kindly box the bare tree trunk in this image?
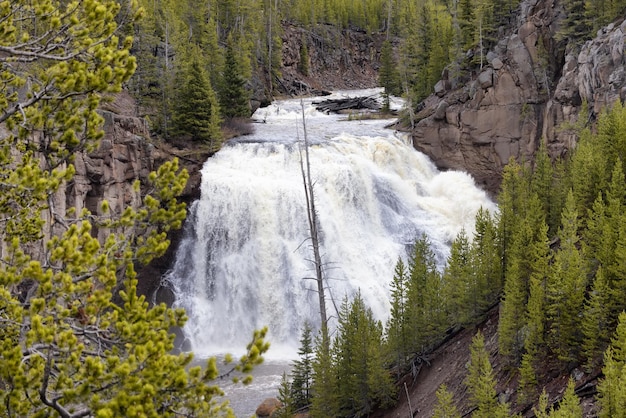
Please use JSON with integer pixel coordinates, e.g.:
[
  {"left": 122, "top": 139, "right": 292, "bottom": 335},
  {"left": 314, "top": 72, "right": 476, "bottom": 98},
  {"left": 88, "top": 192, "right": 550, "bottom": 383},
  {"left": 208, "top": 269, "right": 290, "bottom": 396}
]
[{"left": 299, "top": 101, "right": 329, "bottom": 352}]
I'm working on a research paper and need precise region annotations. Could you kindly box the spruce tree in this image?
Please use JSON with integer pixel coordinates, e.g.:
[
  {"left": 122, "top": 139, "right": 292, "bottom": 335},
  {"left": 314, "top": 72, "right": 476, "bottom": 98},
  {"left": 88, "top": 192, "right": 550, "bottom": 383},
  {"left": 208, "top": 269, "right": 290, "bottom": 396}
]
[
  {"left": 546, "top": 190, "right": 587, "bottom": 363},
  {"left": 379, "top": 40, "right": 399, "bottom": 112},
  {"left": 386, "top": 257, "right": 411, "bottom": 373},
  {"left": 219, "top": 35, "right": 251, "bottom": 118},
  {"left": 444, "top": 229, "right": 474, "bottom": 326},
  {"left": 519, "top": 222, "right": 551, "bottom": 394},
  {"left": 171, "top": 50, "right": 222, "bottom": 145},
  {"left": 291, "top": 322, "right": 314, "bottom": 409},
  {"left": 551, "top": 379, "right": 583, "bottom": 418},
  {"left": 333, "top": 294, "right": 395, "bottom": 417}
]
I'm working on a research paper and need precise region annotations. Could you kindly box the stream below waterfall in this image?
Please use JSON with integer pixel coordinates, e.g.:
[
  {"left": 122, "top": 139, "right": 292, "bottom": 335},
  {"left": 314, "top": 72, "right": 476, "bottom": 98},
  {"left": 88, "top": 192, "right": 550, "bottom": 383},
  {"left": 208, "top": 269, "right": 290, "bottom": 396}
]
[{"left": 165, "top": 89, "right": 497, "bottom": 416}]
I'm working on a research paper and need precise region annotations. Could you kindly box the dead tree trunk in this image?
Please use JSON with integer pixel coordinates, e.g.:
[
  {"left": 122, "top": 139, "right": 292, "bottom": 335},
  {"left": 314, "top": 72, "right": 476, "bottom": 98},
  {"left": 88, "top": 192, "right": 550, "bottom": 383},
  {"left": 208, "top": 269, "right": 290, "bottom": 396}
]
[{"left": 299, "top": 100, "right": 330, "bottom": 353}]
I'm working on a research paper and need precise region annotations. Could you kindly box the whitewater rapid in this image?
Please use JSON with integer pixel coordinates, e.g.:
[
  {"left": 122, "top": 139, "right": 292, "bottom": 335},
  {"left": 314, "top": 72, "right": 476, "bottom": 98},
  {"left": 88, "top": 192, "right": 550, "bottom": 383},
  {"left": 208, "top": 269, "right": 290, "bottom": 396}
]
[{"left": 167, "top": 89, "right": 497, "bottom": 359}]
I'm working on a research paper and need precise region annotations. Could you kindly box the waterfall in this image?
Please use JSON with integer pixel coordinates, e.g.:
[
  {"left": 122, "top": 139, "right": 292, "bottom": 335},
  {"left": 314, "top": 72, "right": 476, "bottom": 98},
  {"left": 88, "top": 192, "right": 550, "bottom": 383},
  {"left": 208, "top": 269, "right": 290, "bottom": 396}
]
[{"left": 166, "top": 90, "right": 497, "bottom": 358}]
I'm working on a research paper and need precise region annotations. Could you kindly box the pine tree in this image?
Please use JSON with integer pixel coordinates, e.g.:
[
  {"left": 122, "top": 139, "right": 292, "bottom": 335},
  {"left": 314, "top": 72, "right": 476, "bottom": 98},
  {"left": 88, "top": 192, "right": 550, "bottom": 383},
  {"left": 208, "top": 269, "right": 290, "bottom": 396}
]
[
  {"left": 471, "top": 207, "right": 502, "bottom": 310},
  {"left": 219, "top": 35, "right": 251, "bottom": 118},
  {"left": 581, "top": 267, "right": 612, "bottom": 367},
  {"left": 551, "top": 379, "right": 583, "bottom": 418},
  {"left": 433, "top": 385, "right": 461, "bottom": 418},
  {"left": 291, "top": 322, "right": 314, "bottom": 409},
  {"left": 310, "top": 332, "right": 339, "bottom": 418},
  {"left": 546, "top": 190, "right": 588, "bottom": 363},
  {"left": 444, "top": 229, "right": 475, "bottom": 326},
  {"left": 519, "top": 222, "right": 551, "bottom": 394},
  {"left": 386, "top": 257, "right": 411, "bottom": 373},
  {"left": 406, "top": 234, "right": 444, "bottom": 351},
  {"left": 0, "top": 2, "right": 269, "bottom": 415},
  {"left": 333, "top": 293, "right": 395, "bottom": 417},
  {"left": 171, "top": 49, "right": 222, "bottom": 145},
  {"left": 379, "top": 40, "right": 400, "bottom": 112},
  {"left": 276, "top": 373, "right": 295, "bottom": 417},
  {"left": 466, "top": 331, "right": 509, "bottom": 418},
  {"left": 598, "top": 313, "right": 626, "bottom": 418}
]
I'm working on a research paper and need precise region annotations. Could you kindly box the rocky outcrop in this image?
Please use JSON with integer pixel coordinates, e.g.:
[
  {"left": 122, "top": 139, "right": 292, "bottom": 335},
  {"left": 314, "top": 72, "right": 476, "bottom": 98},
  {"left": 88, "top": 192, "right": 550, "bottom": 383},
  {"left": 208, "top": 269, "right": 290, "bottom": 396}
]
[
  {"left": 276, "top": 23, "right": 387, "bottom": 96},
  {"left": 411, "top": 0, "right": 626, "bottom": 195}
]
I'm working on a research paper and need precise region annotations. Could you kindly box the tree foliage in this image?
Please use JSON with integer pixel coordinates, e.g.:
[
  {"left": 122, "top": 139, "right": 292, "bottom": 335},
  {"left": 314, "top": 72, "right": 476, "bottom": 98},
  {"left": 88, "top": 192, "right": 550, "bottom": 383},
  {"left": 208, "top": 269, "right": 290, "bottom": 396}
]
[{"left": 0, "top": 1, "right": 269, "bottom": 416}]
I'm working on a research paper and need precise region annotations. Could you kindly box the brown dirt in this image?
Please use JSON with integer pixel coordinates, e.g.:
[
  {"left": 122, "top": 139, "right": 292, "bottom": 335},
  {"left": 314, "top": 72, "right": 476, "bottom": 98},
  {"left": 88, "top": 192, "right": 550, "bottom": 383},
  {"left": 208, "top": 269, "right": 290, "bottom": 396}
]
[{"left": 373, "top": 305, "right": 601, "bottom": 418}]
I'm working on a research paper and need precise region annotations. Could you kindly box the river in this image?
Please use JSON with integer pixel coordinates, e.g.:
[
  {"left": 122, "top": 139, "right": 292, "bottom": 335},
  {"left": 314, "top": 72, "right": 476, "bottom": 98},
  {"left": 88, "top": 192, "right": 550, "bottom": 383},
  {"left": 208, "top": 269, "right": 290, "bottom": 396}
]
[{"left": 165, "top": 89, "right": 496, "bottom": 416}]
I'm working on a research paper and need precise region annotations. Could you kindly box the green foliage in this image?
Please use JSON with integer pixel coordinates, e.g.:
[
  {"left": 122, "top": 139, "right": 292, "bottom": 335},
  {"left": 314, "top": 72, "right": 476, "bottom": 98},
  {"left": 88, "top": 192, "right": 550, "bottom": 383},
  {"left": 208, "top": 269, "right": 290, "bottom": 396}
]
[
  {"left": 220, "top": 35, "right": 251, "bottom": 119},
  {"left": 299, "top": 40, "right": 310, "bottom": 76},
  {"left": 466, "top": 331, "right": 510, "bottom": 418},
  {"left": 171, "top": 50, "right": 223, "bottom": 145},
  {"left": 433, "top": 385, "right": 461, "bottom": 418},
  {"left": 0, "top": 2, "right": 269, "bottom": 416},
  {"left": 333, "top": 293, "right": 395, "bottom": 417},
  {"left": 598, "top": 312, "right": 626, "bottom": 418},
  {"left": 291, "top": 322, "right": 314, "bottom": 409},
  {"left": 386, "top": 257, "right": 411, "bottom": 373},
  {"left": 546, "top": 190, "right": 588, "bottom": 363},
  {"left": 379, "top": 40, "right": 400, "bottom": 112},
  {"left": 534, "top": 380, "right": 582, "bottom": 418}
]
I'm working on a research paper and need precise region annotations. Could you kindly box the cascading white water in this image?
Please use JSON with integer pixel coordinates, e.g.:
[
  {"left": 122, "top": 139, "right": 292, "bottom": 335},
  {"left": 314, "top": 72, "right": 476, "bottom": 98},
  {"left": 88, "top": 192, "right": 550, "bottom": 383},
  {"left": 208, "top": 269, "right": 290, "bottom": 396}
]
[{"left": 167, "top": 89, "right": 497, "bottom": 359}]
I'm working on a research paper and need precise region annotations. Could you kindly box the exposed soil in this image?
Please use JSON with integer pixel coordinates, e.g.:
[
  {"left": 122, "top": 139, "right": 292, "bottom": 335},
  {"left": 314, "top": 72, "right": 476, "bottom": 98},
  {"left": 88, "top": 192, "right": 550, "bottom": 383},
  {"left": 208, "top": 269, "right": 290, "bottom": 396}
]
[{"left": 373, "top": 305, "right": 601, "bottom": 418}]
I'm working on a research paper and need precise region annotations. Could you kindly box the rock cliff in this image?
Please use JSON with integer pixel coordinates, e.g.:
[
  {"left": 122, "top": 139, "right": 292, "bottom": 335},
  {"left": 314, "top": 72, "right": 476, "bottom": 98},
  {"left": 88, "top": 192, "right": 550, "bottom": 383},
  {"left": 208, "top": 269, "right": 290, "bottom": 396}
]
[{"left": 411, "top": 0, "right": 626, "bottom": 195}]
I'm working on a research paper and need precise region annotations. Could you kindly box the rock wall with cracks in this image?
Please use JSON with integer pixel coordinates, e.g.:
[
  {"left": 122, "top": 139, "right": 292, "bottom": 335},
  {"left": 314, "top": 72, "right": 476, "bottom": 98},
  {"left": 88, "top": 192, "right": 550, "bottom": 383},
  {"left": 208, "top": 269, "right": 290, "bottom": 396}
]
[{"left": 411, "top": 0, "right": 626, "bottom": 195}]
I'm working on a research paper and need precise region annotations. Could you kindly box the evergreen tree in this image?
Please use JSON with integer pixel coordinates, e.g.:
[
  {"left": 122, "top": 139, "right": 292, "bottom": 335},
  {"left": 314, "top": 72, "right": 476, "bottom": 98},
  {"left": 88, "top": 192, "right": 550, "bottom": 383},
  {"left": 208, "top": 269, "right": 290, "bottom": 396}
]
[
  {"left": 558, "top": 0, "right": 592, "bottom": 44},
  {"left": 546, "top": 190, "right": 588, "bottom": 363},
  {"left": 299, "top": 40, "right": 310, "bottom": 76},
  {"left": 310, "top": 332, "right": 339, "bottom": 418},
  {"left": 386, "top": 257, "right": 411, "bottom": 374},
  {"left": 219, "top": 35, "right": 251, "bottom": 118},
  {"left": 406, "top": 234, "right": 445, "bottom": 352},
  {"left": 291, "top": 322, "right": 314, "bottom": 409},
  {"left": 471, "top": 207, "right": 503, "bottom": 310},
  {"left": 379, "top": 40, "right": 400, "bottom": 112},
  {"left": 551, "top": 379, "right": 583, "bottom": 418},
  {"left": 581, "top": 267, "right": 613, "bottom": 367},
  {"left": 444, "top": 229, "right": 475, "bottom": 326},
  {"left": 0, "top": 2, "right": 269, "bottom": 415},
  {"left": 171, "top": 50, "right": 222, "bottom": 145},
  {"left": 275, "top": 372, "right": 295, "bottom": 417},
  {"left": 333, "top": 293, "right": 395, "bottom": 417},
  {"left": 519, "top": 222, "right": 551, "bottom": 394},
  {"left": 466, "top": 331, "right": 509, "bottom": 418},
  {"left": 433, "top": 385, "right": 461, "bottom": 418},
  {"left": 598, "top": 312, "right": 626, "bottom": 418}
]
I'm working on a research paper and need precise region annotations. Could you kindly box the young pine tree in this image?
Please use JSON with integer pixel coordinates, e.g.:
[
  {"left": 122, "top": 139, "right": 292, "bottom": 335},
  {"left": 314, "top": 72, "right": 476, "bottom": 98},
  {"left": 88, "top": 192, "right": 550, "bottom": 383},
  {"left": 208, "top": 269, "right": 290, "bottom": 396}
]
[
  {"left": 333, "top": 293, "right": 395, "bottom": 417},
  {"left": 466, "top": 331, "right": 509, "bottom": 418},
  {"left": 291, "top": 322, "right": 314, "bottom": 410},
  {"left": 598, "top": 312, "right": 626, "bottom": 418},
  {"left": 386, "top": 257, "right": 411, "bottom": 374},
  {"left": 433, "top": 385, "right": 461, "bottom": 418}
]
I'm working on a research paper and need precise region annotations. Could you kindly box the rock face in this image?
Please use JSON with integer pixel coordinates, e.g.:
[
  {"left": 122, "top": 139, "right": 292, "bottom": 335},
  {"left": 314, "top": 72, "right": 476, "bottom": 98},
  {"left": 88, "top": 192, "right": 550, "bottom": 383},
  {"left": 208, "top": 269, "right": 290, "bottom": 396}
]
[
  {"left": 411, "top": 0, "right": 626, "bottom": 195},
  {"left": 277, "top": 23, "right": 386, "bottom": 95}
]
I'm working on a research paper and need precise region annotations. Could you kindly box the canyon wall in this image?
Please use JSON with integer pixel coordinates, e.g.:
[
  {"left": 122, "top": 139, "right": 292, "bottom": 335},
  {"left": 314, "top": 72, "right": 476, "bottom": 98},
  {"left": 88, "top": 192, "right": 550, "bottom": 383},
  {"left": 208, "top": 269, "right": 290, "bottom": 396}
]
[{"left": 411, "top": 0, "right": 626, "bottom": 195}]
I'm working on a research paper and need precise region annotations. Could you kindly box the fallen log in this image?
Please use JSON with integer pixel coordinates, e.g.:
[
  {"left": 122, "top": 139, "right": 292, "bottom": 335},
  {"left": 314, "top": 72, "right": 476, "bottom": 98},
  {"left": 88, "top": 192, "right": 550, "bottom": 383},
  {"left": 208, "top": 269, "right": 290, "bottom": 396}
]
[{"left": 313, "top": 96, "right": 381, "bottom": 113}]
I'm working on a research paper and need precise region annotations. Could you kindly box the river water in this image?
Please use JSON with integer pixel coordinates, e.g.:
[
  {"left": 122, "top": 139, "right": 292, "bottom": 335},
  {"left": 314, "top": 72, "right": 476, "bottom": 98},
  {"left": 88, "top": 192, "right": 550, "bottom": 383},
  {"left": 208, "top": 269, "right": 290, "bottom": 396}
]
[{"left": 166, "top": 89, "right": 496, "bottom": 416}]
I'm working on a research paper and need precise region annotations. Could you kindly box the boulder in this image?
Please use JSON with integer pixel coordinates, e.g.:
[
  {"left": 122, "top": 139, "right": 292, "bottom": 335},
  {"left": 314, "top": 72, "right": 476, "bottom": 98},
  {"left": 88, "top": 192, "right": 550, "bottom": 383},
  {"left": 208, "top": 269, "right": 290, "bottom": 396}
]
[{"left": 255, "top": 398, "right": 282, "bottom": 417}]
